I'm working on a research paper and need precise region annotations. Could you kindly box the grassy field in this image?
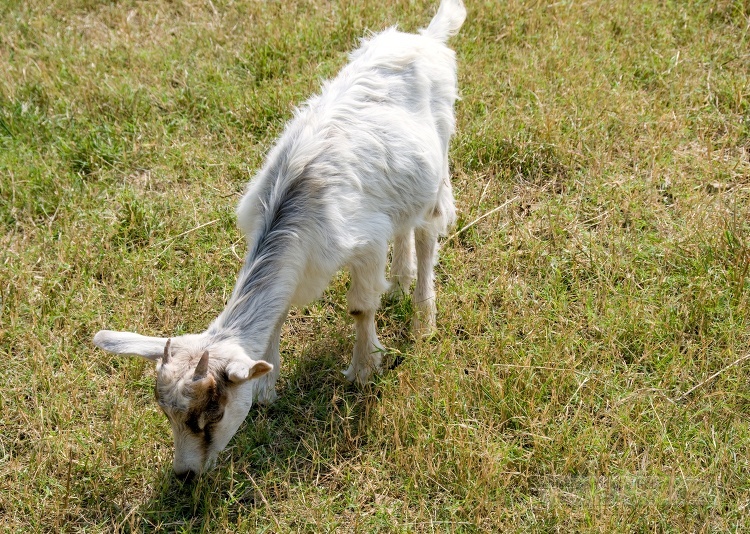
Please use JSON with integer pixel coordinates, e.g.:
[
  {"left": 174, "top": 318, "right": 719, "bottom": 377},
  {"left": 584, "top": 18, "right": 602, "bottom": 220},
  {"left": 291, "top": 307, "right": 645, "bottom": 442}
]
[{"left": 1, "top": 0, "right": 749, "bottom": 531}]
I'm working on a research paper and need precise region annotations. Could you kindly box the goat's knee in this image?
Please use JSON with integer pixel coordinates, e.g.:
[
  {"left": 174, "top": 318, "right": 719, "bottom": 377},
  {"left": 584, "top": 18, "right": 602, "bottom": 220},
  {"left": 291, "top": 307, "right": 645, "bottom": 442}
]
[
  {"left": 347, "top": 245, "right": 389, "bottom": 310},
  {"left": 345, "top": 250, "right": 388, "bottom": 384},
  {"left": 343, "top": 309, "right": 384, "bottom": 384}
]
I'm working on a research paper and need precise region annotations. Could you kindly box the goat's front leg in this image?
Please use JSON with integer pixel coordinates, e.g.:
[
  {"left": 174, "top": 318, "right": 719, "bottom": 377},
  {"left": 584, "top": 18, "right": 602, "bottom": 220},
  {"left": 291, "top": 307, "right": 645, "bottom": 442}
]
[
  {"left": 343, "top": 244, "right": 388, "bottom": 385},
  {"left": 255, "top": 314, "right": 285, "bottom": 405}
]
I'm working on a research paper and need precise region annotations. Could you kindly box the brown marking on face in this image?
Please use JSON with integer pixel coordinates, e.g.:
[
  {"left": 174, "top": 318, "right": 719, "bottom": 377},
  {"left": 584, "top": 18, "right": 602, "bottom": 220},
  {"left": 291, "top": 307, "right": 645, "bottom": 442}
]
[
  {"left": 154, "top": 353, "right": 236, "bottom": 464},
  {"left": 349, "top": 309, "right": 363, "bottom": 316},
  {"left": 182, "top": 370, "right": 230, "bottom": 452}
]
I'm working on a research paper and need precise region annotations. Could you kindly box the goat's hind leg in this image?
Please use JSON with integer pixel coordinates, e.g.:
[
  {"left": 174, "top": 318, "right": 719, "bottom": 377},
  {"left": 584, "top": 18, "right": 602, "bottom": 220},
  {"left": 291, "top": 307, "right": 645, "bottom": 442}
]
[
  {"left": 412, "top": 167, "right": 456, "bottom": 337},
  {"left": 388, "top": 229, "right": 416, "bottom": 297},
  {"left": 343, "top": 243, "right": 389, "bottom": 385},
  {"left": 413, "top": 225, "right": 439, "bottom": 337}
]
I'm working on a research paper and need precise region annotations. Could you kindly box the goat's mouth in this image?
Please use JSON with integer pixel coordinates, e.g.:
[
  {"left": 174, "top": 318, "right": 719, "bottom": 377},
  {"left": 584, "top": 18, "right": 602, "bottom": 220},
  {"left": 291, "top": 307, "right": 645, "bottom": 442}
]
[
  {"left": 172, "top": 459, "right": 210, "bottom": 480},
  {"left": 174, "top": 468, "right": 197, "bottom": 482},
  {"left": 172, "top": 448, "right": 220, "bottom": 479}
]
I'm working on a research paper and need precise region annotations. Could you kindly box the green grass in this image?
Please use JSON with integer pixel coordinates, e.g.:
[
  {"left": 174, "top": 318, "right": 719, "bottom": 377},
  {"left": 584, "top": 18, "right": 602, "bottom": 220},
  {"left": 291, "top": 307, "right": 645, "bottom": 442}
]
[{"left": 1, "top": 0, "right": 749, "bottom": 531}]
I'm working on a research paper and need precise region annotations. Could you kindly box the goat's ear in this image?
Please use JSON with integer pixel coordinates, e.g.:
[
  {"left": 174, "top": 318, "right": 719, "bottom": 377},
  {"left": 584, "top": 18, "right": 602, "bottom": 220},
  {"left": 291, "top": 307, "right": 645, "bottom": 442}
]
[
  {"left": 93, "top": 330, "right": 169, "bottom": 362},
  {"left": 225, "top": 359, "right": 273, "bottom": 384}
]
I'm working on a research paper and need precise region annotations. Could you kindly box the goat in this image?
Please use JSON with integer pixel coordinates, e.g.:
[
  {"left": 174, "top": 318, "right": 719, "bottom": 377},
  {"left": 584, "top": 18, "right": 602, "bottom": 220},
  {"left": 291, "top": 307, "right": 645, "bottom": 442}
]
[{"left": 93, "top": 0, "right": 466, "bottom": 478}]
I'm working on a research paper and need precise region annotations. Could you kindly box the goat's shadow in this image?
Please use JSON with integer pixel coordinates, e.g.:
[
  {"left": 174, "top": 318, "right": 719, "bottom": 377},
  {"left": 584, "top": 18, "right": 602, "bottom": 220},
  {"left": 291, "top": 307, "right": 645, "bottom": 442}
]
[{"left": 134, "top": 298, "right": 413, "bottom": 530}]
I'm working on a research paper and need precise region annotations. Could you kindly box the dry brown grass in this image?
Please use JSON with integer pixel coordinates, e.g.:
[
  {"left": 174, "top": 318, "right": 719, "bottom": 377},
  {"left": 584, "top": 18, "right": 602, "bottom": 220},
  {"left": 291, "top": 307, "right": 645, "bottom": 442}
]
[{"left": 1, "top": 0, "right": 749, "bottom": 531}]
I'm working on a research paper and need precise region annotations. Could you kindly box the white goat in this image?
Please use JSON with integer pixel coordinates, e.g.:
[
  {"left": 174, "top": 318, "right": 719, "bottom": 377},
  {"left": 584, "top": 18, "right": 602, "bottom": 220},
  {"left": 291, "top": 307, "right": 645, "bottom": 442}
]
[{"left": 94, "top": 0, "right": 466, "bottom": 478}]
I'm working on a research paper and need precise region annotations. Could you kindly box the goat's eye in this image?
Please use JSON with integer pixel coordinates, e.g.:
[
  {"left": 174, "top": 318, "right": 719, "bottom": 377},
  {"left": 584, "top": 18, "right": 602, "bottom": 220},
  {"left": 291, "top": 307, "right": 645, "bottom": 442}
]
[{"left": 210, "top": 411, "right": 224, "bottom": 423}]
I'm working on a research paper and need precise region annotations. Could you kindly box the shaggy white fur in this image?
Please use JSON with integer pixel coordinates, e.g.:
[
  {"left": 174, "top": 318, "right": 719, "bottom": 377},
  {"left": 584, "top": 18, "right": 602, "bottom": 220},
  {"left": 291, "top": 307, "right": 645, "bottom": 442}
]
[{"left": 93, "top": 0, "right": 466, "bottom": 477}]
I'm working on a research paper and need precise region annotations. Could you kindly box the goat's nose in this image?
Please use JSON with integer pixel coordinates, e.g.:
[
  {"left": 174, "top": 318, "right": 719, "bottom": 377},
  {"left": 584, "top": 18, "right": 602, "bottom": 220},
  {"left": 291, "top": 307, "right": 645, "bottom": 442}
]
[{"left": 174, "top": 468, "right": 196, "bottom": 483}]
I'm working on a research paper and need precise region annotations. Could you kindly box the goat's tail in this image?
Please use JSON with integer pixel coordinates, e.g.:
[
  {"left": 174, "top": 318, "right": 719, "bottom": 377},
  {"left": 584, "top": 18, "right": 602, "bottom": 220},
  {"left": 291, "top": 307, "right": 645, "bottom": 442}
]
[{"left": 423, "top": 0, "right": 467, "bottom": 42}]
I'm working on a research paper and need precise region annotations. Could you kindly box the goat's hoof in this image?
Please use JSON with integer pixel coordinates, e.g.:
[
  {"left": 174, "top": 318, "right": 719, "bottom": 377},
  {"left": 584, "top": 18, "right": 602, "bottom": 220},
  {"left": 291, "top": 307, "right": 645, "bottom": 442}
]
[
  {"left": 386, "top": 279, "right": 412, "bottom": 301},
  {"left": 256, "top": 389, "right": 278, "bottom": 406},
  {"left": 412, "top": 316, "right": 437, "bottom": 339},
  {"left": 342, "top": 364, "right": 379, "bottom": 385},
  {"left": 342, "top": 366, "right": 363, "bottom": 384}
]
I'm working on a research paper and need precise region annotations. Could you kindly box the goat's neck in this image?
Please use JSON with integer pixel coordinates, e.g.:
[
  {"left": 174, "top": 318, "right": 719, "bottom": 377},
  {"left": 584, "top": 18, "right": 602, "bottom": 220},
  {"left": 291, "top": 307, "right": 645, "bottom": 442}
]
[{"left": 207, "top": 241, "right": 299, "bottom": 358}]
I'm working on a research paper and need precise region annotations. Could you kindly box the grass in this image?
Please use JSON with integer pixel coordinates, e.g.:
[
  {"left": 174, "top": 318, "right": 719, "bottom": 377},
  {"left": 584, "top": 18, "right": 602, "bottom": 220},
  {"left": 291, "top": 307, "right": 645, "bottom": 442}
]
[{"left": 1, "top": 0, "right": 749, "bottom": 531}]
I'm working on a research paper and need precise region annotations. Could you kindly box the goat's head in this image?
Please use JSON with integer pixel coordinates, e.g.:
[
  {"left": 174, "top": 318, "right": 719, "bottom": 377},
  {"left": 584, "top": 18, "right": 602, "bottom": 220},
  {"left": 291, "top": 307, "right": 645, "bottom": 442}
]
[{"left": 93, "top": 330, "right": 272, "bottom": 478}]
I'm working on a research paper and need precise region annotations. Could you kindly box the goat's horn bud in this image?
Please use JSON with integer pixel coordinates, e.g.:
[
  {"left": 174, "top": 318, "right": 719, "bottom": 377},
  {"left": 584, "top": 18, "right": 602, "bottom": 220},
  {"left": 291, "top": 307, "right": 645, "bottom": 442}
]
[
  {"left": 163, "top": 339, "right": 171, "bottom": 364},
  {"left": 193, "top": 350, "right": 209, "bottom": 380}
]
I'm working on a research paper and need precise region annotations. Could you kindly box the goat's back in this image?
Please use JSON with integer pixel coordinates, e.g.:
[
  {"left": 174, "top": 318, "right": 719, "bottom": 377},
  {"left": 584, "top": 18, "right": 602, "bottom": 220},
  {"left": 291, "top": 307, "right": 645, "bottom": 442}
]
[{"left": 236, "top": 23, "right": 461, "bottom": 306}]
